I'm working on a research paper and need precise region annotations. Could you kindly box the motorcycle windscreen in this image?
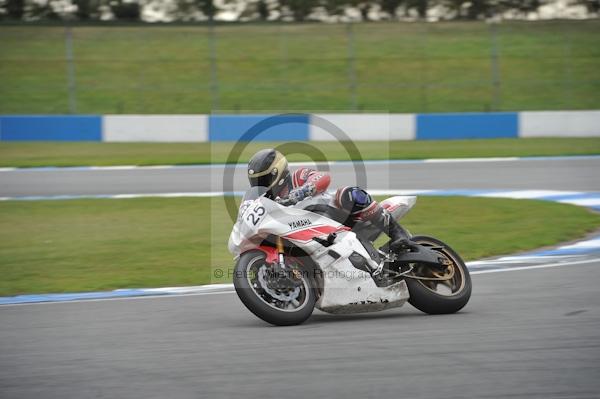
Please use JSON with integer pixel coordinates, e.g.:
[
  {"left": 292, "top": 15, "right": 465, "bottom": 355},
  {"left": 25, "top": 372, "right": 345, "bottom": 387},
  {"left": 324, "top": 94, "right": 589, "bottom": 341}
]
[
  {"left": 242, "top": 186, "right": 269, "bottom": 202},
  {"left": 237, "top": 186, "right": 269, "bottom": 222}
]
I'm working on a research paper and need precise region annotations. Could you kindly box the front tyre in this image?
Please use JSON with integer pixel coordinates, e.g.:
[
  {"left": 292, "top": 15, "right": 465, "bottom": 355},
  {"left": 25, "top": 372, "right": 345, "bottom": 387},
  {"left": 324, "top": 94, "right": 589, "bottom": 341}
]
[
  {"left": 405, "top": 235, "right": 472, "bottom": 314},
  {"left": 233, "top": 250, "right": 316, "bottom": 326}
]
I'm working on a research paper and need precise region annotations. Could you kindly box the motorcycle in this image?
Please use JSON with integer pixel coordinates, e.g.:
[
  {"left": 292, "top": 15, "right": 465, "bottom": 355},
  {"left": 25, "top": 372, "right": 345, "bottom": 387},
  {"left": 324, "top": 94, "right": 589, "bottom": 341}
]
[{"left": 228, "top": 187, "right": 472, "bottom": 326}]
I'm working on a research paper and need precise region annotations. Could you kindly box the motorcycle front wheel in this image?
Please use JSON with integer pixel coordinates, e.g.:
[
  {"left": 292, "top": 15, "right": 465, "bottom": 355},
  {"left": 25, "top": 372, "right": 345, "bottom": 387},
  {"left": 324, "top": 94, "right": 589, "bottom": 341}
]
[
  {"left": 404, "top": 235, "right": 472, "bottom": 314},
  {"left": 233, "top": 250, "right": 316, "bottom": 326}
]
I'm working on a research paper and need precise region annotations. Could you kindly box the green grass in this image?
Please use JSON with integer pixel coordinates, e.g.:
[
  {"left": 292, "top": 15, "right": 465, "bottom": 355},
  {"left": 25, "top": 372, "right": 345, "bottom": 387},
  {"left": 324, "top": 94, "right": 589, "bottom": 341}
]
[
  {"left": 1, "top": 137, "right": 600, "bottom": 167},
  {"left": 1, "top": 20, "right": 599, "bottom": 114},
  {"left": 1, "top": 195, "right": 599, "bottom": 296}
]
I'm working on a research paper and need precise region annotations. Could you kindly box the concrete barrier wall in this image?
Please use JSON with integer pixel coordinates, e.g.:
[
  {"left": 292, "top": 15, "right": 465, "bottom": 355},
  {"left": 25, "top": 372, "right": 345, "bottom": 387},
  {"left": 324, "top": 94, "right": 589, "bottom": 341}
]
[
  {"left": 104, "top": 115, "right": 207, "bottom": 142},
  {"left": 1, "top": 111, "right": 598, "bottom": 142},
  {"left": 520, "top": 111, "right": 600, "bottom": 138},
  {"left": 309, "top": 114, "right": 415, "bottom": 141}
]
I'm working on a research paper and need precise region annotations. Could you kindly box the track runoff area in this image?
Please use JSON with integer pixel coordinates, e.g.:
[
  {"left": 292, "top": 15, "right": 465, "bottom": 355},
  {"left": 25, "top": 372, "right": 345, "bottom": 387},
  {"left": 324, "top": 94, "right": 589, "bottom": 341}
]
[
  {"left": 2, "top": 156, "right": 600, "bottom": 399},
  {"left": 1, "top": 155, "right": 599, "bottom": 304}
]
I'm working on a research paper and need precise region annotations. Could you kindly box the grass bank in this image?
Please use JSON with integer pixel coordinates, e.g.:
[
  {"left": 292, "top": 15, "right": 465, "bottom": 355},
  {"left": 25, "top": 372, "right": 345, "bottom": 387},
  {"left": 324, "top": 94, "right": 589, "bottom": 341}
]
[
  {"left": 1, "top": 138, "right": 600, "bottom": 167},
  {"left": 1, "top": 195, "right": 599, "bottom": 296}
]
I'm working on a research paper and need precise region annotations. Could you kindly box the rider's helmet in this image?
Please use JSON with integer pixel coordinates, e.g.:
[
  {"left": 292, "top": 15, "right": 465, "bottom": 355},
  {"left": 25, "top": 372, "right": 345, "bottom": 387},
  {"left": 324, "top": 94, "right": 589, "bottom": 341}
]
[{"left": 247, "top": 149, "right": 291, "bottom": 198}]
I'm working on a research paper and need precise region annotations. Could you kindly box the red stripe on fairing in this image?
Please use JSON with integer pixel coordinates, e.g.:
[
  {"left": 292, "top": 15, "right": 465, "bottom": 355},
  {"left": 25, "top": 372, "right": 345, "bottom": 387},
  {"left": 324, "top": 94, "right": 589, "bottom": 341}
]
[
  {"left": 381, "top": 201, "right": 400, "bottom": 213},
  {"left": 242, "top": 246, "right": 279, "bottom": 264},
  {"left": 260, "top": 245, "right": 279, "bottom": 263},
  {"left": 284, "top": 225, "right": 349, "bottom": 242}
]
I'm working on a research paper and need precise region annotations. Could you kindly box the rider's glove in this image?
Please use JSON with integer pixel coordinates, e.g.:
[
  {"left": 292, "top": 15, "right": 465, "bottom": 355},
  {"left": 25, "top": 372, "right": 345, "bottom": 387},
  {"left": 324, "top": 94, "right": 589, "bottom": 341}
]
[{"left": 287, "top": 184, "right": 316, "bottom": 205}]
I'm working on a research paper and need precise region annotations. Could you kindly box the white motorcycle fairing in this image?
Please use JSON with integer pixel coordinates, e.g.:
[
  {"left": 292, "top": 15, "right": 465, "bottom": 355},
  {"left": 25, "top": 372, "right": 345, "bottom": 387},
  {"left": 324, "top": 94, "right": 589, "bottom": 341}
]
[{"left": 228, "top": 193, "right": 418, "bottom": 314}]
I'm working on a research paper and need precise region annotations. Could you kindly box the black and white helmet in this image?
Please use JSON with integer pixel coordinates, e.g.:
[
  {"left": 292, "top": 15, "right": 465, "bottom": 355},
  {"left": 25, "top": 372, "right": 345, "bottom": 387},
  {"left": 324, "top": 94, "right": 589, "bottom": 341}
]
[{"left": 247, "top": 149, "right": 291, "bottom": 198}]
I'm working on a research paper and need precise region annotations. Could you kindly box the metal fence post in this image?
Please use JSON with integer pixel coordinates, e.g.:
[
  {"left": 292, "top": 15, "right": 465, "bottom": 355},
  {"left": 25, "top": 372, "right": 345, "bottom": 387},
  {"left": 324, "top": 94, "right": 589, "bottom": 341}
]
[
  {"left": 64, "top": 24, "right": 77, "bottom": 114},
  {"left": 346, "top": 23, "right": 358, "bottom": 111},
  {"left": 489, "top": 21, "right": 501, "bottom": 111},
  {"left": 279, "top": 25, "right": 290, "bottom": 108},
  {"left": 208, "top": 22, "right": 220, "bottom": 112},
  {"left": 562, "top": 25, "right": 574, "bottom": 110},
  {"left": 419, "top": 23, "right": 429, "bottom": 113}
]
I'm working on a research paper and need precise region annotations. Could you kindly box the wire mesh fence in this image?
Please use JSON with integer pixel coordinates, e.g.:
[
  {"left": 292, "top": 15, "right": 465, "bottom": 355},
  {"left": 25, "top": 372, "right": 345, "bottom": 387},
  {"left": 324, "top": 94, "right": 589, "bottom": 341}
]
[{"left": 0, "top": 20, "right": 599, "bottom": 114}]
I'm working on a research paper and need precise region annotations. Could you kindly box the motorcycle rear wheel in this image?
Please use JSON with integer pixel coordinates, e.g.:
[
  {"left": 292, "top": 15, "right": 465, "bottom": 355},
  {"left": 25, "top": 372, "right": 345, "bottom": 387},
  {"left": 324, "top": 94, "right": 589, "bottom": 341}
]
[
  {"left": 404, "top": 235, "right": 472, "bottom": 314},
  {"left": 233, "top": 250, "right": 316, "bottom": 326}
]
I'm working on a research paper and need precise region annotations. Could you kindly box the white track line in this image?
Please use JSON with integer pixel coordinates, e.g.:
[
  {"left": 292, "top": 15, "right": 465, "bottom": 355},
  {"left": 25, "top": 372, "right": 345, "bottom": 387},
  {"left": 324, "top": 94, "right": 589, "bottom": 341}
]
[
  {"left": 1, "top": 257, "right": 597, "bottom": 307},
  {"left": 558, "top": 198, "right": 600, "bottom": 207},
  {"left": 470, "top": 257, "right": 599, "bottom": 274},
  {"left": 477, "top": 190, "right": 582, "bottom": 199},
  {"left": 423, "top": 157, "right": 520, "bottom": 163},
  {"left": 2, "top": 155, "right": 599, "bottom": 173},
  {"left": 467, "top": 254, "right": 581, "bottom": 266},
  {"left": 0, "top": 289, "right": 236, "bottom": 307},
  {"left": 557, "top": 238, "right": 600, "bottom": 250}
]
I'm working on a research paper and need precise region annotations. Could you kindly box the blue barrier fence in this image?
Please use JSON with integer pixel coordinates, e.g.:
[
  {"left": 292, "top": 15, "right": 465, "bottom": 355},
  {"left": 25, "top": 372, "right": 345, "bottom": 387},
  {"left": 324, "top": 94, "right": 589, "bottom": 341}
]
[
  {"left": 0, "top": 112, "right": 597, "bottom": 142},
  {"left": 416, "top": 113, "right": 518, "bottom": 140},
  {"left": 0, "top": 115, "right": 102, "bottom": 141},
  {"left": 208, "top": 114, "right": 310, "bottom": 142}
]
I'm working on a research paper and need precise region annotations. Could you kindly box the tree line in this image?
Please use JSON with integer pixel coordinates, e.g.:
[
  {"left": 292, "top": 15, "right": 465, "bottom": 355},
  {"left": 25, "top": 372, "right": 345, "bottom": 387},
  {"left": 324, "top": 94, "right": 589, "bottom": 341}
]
[{"left": 1, "top": 0, "right": 598, "bottom": 22}]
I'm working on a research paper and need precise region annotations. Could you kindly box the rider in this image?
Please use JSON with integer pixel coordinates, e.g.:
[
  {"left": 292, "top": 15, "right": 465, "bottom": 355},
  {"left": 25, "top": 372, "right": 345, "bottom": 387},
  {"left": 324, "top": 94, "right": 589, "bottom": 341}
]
[{"left": 247, "top": 148, "right": 410, "bottom": 247}]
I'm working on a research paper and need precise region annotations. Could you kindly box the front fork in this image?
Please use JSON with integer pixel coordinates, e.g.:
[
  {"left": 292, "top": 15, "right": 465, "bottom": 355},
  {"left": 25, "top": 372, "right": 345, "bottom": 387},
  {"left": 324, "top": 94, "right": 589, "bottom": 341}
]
[
  {"left": 276, "top": 237, "right": 302, "bottom": 281},
  {"left": 276, "top": 236, "right": 286, "bottom": 270}
]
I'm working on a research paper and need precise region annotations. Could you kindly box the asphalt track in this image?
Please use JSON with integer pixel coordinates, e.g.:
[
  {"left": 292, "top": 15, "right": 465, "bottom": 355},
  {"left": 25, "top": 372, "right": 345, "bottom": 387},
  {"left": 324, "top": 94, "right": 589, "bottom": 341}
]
[
  {"left": 1, "top": 260, "right": 600, "bottom": 399},
  {"left": 2, "top": 157, "right": 600, "bottom": 398},
  {"left": 1, "top": 157, "right": 600, "bottom": 197}
]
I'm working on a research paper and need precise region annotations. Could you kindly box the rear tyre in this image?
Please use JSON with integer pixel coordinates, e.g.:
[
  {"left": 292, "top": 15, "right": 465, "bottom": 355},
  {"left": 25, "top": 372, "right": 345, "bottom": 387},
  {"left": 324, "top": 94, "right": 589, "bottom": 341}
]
[
  {"left": 233, "top": 250, "right": 316, "bottom": 326},
  {"left": 404, "top": 235, "right": 471, "bottom": 314}
]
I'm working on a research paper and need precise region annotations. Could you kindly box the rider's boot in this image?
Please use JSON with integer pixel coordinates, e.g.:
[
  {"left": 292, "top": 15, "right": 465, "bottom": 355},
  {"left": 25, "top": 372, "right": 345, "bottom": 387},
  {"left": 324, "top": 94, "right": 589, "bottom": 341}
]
[{"left": 368, "top": 205, "right": 412, "bottom": 252}]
